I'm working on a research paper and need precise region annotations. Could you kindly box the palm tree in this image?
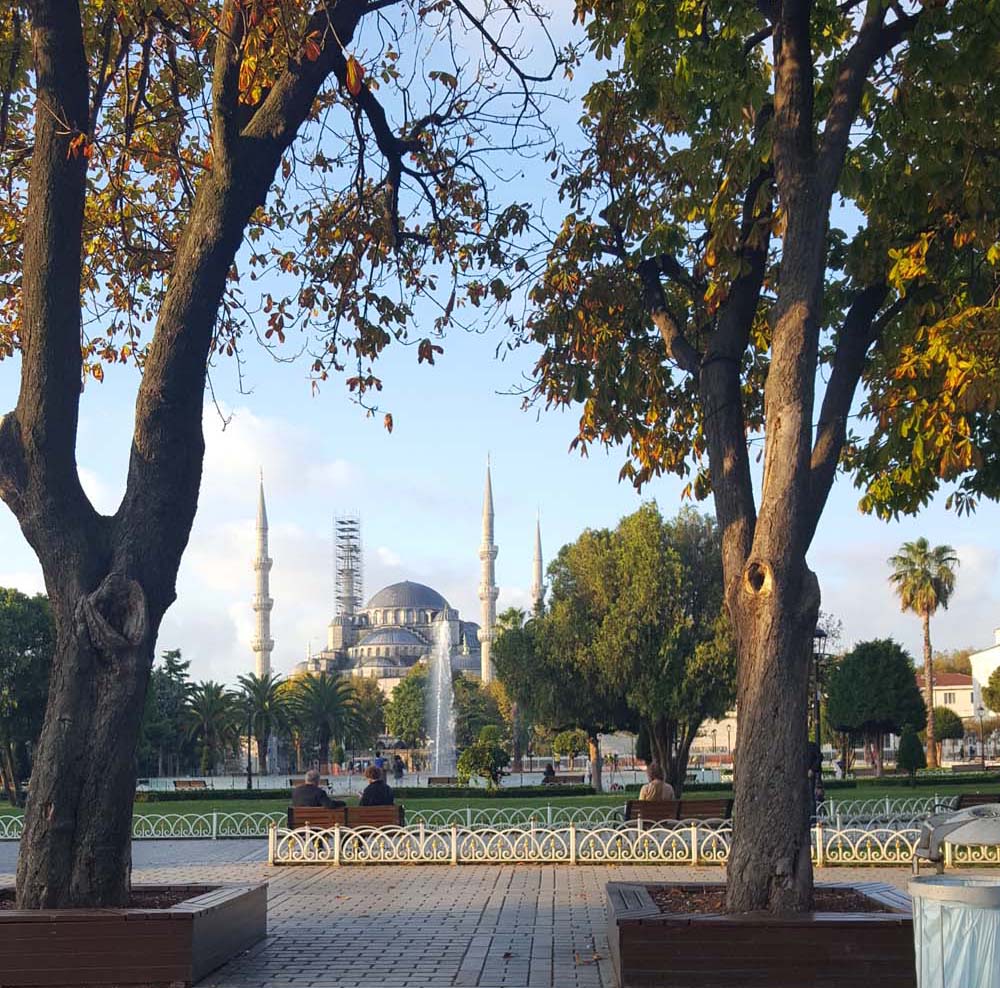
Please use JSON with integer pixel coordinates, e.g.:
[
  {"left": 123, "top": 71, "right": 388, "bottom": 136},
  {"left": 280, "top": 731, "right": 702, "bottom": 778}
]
[
  {"left": 237, "top": 672, "right": 290, "bottom": 775},
  {"left": 289, "top": 674, "right": 357, "bottom": 770},
  {"left": 185, "top": 681, "right": 240, "bottom": 775},
  {"left": 888, "top": 538, "right": 959, "bottom": 769}
]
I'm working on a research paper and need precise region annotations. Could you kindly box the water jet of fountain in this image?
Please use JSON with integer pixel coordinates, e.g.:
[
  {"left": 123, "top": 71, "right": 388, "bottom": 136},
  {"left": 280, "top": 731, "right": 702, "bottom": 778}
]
[{"left": 427, "top": 610, "right": 457, "bottom": 776}]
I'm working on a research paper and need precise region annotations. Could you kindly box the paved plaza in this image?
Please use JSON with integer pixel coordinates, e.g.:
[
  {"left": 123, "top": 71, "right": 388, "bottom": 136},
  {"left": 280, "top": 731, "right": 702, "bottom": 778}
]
[{"left": 0, "top": 840, "right": 963, "bottom": 988}]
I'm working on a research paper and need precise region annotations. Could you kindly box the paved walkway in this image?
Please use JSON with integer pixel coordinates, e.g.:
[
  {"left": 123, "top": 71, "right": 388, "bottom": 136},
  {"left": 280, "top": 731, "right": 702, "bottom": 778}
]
[{"left": 0, "top": 840, "right": 963, "bottom": 988}]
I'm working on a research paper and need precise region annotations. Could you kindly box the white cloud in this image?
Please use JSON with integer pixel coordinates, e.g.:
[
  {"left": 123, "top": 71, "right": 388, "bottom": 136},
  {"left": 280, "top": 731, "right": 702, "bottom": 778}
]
[{"left": 376, "top": 546, "right": 402, "bottom": 568}]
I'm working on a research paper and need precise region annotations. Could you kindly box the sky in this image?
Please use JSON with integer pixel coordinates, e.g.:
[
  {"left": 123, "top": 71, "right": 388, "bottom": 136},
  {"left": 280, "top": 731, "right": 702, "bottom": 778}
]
[{"left": 1, "top": 5, "right": 998, "bottom": 685}]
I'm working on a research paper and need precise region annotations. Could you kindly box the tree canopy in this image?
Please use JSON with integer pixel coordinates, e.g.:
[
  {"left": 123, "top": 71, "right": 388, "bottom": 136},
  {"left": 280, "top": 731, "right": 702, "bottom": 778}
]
[
  {"left": 984, "top": 668, "right": 1000, "bottom": 717},
  {"left": 826, "top": 638, "right": 926, "bottom": 774}
]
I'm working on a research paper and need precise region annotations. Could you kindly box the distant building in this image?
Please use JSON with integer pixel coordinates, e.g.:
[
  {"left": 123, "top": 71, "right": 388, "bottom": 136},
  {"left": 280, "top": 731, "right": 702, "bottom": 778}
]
[
  {"left": 970, "top": 628, "right": 1000, "bottom": 715},
  {"left": 915, "top": 672, "right": 982, "bottom": 720}
]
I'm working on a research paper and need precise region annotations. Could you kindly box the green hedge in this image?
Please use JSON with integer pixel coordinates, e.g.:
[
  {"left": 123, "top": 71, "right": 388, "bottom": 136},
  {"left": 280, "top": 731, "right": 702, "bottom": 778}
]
[
  {"left": 850, "top": 771, "right": 1000, "bottom": 789},
  {"left": 134, "top": 783, "right": 597, "bottom": 803},
  {"left": 134, "top": 788, "right": 291, "bottom": 803}
]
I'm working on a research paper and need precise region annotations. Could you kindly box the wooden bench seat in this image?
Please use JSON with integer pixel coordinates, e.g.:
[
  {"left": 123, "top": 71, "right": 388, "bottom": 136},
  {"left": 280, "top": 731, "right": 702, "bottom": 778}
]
[
  {"left": 174, "top": 779, "right": 208, "bottom": 791},
  {"left": 950, "top": 763, "right": 986, "bottom": 774},
  {"left": 287, "top": 804, "right": 405, "bottom": 829},
  {"left": 624, "top": 798, "right": 733, "bottom": 823},
  {"left": 955, "top": 792, "right": 1000, "bottom": 809},
  {"left": 542, "top": 774, "right": 585, "bottom": 785}
]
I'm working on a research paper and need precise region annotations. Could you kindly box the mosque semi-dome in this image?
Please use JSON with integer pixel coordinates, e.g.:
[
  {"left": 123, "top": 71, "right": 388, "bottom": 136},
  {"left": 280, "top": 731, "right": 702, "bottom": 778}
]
[
  {"left": 357, "top": 628, "right": 427, "bottom": 647},
  {"left": 365, "top": 580, "right": 449, "bottom": 611}
]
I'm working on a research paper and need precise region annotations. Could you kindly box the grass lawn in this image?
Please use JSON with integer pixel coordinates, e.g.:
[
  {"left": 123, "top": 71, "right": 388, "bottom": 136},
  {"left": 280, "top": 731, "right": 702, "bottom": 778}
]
[{"left": 1, "top": 779, "right": 996, "bottom": 818}]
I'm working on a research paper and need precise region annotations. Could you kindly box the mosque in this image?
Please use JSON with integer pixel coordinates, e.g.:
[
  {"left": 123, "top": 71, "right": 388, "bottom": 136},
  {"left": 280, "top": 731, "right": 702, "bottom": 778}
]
[{"left": 249, "top": 463, "right": 544, "bottom": 696}]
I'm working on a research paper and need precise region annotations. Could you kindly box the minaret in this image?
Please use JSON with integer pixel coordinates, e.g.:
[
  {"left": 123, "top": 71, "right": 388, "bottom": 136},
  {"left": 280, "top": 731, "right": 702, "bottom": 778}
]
[
  {"left": 531, "top": 513, "right": 544, "bottom": 614},
  {"left": 478, "top": 458, "right": 499, "bottom": 683},
  {"left": 250, "top": 473, "right": 274, "bottom": 677}
]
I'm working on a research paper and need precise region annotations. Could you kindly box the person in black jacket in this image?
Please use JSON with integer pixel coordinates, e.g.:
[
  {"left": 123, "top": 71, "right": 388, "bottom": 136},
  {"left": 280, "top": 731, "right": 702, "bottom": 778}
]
[
  {"left": 359, "top": 764, "right": 394, "bottom": 806},
  {"left": 292, "top": 769, "right": 345, "bottom": 808}
]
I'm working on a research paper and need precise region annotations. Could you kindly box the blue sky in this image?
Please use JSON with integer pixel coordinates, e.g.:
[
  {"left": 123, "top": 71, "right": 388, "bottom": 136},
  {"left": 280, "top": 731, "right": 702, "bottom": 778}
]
[{"left": 1, "top": 5, "right": 997, "bottom": 684}]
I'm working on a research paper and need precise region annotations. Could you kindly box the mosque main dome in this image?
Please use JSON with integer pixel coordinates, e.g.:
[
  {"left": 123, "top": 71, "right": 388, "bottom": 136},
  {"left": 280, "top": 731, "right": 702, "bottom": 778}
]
[{"left": 365, "top": 580, "right": 449, "bottom": 611}]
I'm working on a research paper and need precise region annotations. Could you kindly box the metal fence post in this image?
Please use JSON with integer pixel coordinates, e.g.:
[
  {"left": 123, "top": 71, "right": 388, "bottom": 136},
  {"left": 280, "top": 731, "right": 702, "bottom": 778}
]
[
  {"left": 451, "top": 824, "right": 459, "bottom": 865},
  {"left": 885, "top": 796, "right": 891, "bottom": 817},
  {"left": 467, "top": 806, "right": 473, "bottom": 828},
  {"left": 944, "top": 842, "right": 954, "bottom": 869},
  {"left": 211, "top": 811, "right": 218, "bottom": 840},
  {"left": 419, "top": 822, "right": 426, "bottom": 858},
  {"left": 815, "top": 821, "right": 825, "bottom": 868},
  {"left": 333, "top": 825, "right": 341, "bottom": 866},
  {"left": 547, "top": 804, "right": 553, "bottom": 826},
  {"left": 691, "top": 823, "right": 699, "bottom": 866},
  {"left": 569, "top": 823, "right": 577, "bottom": 865},
  {"left": 267, "top": 823, "right": 275, "bottom": 865}
]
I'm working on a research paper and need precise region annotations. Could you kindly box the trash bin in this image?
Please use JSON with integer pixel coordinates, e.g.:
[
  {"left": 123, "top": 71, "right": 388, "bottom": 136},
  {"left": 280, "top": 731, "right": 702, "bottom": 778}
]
[{"left": 909, "top": 876, "right": 1000, "bottom": 988}]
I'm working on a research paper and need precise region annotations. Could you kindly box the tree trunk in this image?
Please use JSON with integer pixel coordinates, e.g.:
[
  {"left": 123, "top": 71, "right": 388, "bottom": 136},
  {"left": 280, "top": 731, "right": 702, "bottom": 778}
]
[
  {"left": 257, "top": 734, "right": 268, "bottom": 776},
  {"left": 1, "top": 741, "right": 20, "bottom": 806},
  {"left": 511, "top": 703, "right": 523, "bottom": 773},
  {"left": 874, "top": 732, "right": 883, "bottom": 777},
  {"left": 923, "top": 611, "right": 937, "bottom": 769},
  {"left": 16, "top": 575, "right": 153, "bottom": 909},
  {"left": 724, "top": 564, "right": 819, "bottom": 913}
]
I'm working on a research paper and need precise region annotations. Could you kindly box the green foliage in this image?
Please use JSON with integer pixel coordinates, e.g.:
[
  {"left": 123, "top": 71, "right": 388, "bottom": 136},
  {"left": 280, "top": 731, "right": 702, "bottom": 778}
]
[
  {"left": 897, "top": 726, "right": 927, "bottom": 782},
  {"left": 983, "top": 668, "right": 1000, "bottom": 716},
  {"left": 551, "top": 728, "right": 589, "bottom": 760},
  {"left": 0, "top": 588, "right": 53, "bottom": 801},
  {"left": 934, "top": 649, "right": 974, "bottom": 676},
  {"left": 385, "top": 664, "right": 427, "bottom": 748},
  {"left": 344, "top": 676, "right": 386, "bottom": 752},
  {"left": 184, "top": 682, "right": 241, "bottom": 776},
  {"left": 826, "top": 639, "right": 927, "bottom": 739},
  {"left": 237, "top": 672, "right": 291, "bottom": 774},
  {"left": 889, "top": 539, "right": 960, "bottom": 620},
  {"left": 287, "top": 673, "right": 357, "bottom": 769},
  {"left": 456, "top": 725, "right": 511, "bottom": 790},
  {"left": 929, "top": 706, "right": 964, "bottom": 742},
  {"left": 453, "top": 672, "right": 505, "bottom": 748},
  {"left": 524, "top": 1, "right": 1000, "bottom": 514}
]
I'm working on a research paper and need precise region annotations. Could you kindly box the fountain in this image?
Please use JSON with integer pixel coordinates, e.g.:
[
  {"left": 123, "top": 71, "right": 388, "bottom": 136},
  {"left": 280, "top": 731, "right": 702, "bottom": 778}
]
[{"left": 427, "top": 609, "right": 457, "bottom": 776}]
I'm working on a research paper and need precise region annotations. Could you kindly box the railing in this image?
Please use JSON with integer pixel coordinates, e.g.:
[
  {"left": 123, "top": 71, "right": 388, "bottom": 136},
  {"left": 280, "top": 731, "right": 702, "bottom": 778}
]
[
  {"left": 0, "top": 811, "right": 286, "bottom": 841},
  {"left": 267, "top": 820, "right": 1000, "bottom": 867},
  {"left": 816, "top": 795, "right": 957, "bottom": 826},
  {"left": 409, "top": 805, "right": 622, "bottom": 828}
]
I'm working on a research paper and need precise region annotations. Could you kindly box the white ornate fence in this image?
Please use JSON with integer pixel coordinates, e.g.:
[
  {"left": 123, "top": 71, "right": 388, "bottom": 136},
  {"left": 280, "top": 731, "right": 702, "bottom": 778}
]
[
  {"left": 266, "top": 820, "right": 1000, "bottom": 868},
  {"left": 0, "top": 811, "right": 286, "bottom": 841},
  {"left": 817, "top": 795, "right": 957, "bottom": 826}
]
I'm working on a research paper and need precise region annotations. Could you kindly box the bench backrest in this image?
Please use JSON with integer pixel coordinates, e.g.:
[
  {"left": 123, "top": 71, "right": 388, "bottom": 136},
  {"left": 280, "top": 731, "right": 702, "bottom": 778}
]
[
  {"left": 543, "top": 774, "right": 585, "bottom": 784},
  {"left": 956, "top": 792, "right": 1000, "bottom": 809},
  {"left": 625, "top": 798, "right": 733, "bottom": 822},
  {"left": 288, "top": 778, "right": 330, "bottom": 787},
  {"left": 427, "top": 776, "right": 458, "bottom": 786},
  {"left": 174, "top": 780, "right": 208, "bottom": 790},
  {"left": 287, "top": 804, "right": 405, "bottom": 829}
]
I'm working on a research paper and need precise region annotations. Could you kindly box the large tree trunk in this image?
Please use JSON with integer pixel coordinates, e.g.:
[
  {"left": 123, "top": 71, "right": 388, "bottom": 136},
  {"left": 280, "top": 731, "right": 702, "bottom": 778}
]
[
  {"left": 16, "top": 575, "right": 153, "bottom": 908},
  {"left": 923, "top": 611, "right": 937, "bottom": 769},
  {"left": 257, "top": 734, "right": 269, "bottom": 776},
  {"left": 587, "top": 735, "right": 602, "bottom": 793}
]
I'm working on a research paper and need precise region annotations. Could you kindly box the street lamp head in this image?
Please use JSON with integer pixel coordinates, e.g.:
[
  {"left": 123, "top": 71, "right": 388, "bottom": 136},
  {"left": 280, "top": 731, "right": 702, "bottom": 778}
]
[{"left": 813, "top": 627, "right": 829, "bottom": 659}]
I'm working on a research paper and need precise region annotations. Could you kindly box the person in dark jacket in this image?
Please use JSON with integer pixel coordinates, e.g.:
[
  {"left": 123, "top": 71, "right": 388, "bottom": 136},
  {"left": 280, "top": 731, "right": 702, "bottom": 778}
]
[
  {"left": 359, "top": 764, "right": 395, "bottom": 806},
  {"left": 292, "top": 769, "right": 345, "bottom": 808}
]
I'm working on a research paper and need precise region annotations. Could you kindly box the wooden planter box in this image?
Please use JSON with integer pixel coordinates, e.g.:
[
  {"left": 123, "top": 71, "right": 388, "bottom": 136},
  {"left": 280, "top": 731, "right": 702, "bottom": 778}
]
[
  {"left": 607, "top": 881, "right": 914, "bottom": 988},
  {"left": 0, "top": 883, "right": 267, "bottom": 987}
]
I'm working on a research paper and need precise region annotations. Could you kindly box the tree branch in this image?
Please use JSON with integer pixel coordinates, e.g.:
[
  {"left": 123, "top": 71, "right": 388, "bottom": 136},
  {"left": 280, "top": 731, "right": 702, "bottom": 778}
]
[
  {"left": 817, "top": 7, "right": 920, "bottom": 197},
  {"left": 10, "top": 0, "right": 97, "bottom": 555},
  {"left": 211, "top": 0, "right": 245, "bottom": 171},
  {"left": 773, "top": 0, "right": 816, "bottom": 190},
  {"left": 637, "top": 257, "right": 702, "bottom": 376},
  {"left": 804, "top": 283, "right": 902, "bottom": 546}
]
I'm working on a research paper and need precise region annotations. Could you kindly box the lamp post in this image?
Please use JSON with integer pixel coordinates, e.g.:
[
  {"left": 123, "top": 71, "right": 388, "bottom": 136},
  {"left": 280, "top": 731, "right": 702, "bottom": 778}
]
[
  {"left": 245, "top": 701, "right": 254, "bottom": 791},
  {"left": 812, "top": 628, "right": 829, "bottom": 749},
  {"left": 711, "top": 728, "right": 717, "bottom": 753},
  {"left": 726, "top": 723, "right": 732, "bottom": 753},
  {"left": 978, "top": 703, "right": 987, "bottom": 771}
]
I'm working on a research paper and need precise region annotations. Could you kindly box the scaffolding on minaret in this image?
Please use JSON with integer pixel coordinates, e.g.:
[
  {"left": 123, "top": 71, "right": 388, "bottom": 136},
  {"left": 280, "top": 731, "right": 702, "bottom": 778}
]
[{"left": 334, "top": 515, "right": 363, "bottom": 617}]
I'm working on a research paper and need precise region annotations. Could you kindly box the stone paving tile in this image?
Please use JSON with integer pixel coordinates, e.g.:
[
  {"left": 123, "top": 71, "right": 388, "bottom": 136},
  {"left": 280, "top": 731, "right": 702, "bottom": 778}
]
[{"left": 1, "top": 839, "right": 990, "bottom": 987}]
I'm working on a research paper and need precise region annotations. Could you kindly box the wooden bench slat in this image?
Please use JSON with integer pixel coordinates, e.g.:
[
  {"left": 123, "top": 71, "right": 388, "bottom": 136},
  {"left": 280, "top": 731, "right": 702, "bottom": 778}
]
[
  {"left": 287, "top": 804, "right": 405, "bottom": 829},
  {"left": 625, "top": 798, "right": 734, "bottom": 822}
]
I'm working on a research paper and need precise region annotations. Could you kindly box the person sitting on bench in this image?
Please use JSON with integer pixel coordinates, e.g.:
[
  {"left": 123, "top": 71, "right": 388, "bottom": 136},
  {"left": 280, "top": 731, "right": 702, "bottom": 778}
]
[
  {"left": 639, "top": 762, "right": 675, "bottom": 801},
  {"left": 359, "top": 764, "right": 395, "bottom": 806},
  {"left": 292, "top": 769, "right": 345, "bottom": 809}
]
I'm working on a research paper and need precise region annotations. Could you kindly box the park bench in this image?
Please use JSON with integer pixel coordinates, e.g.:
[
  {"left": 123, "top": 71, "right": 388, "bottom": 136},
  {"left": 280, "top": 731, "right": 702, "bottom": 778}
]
[
  {"left": 174, "top": 780, "right": 208, "bottom": 791},
  {"left": 950, "top": 764, "right": 986, "bottom": 774},
  {"left": 288, "top": 777, "right": 330, "bottom": 787},
  {"left": 955, "top": 792, "right": 1000, "bottom": 809},
  {"left": 624, "top": 798, "right": 733, "bottom": 824},
  {"left": 427, "top": 776, "right": 459, "bottom": 786},
  {"left": 287, "top": 805, "right": 405, "bottom": 829},
  {"left": 542, "top": 774, "right": 586, "bottom": 785}
]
